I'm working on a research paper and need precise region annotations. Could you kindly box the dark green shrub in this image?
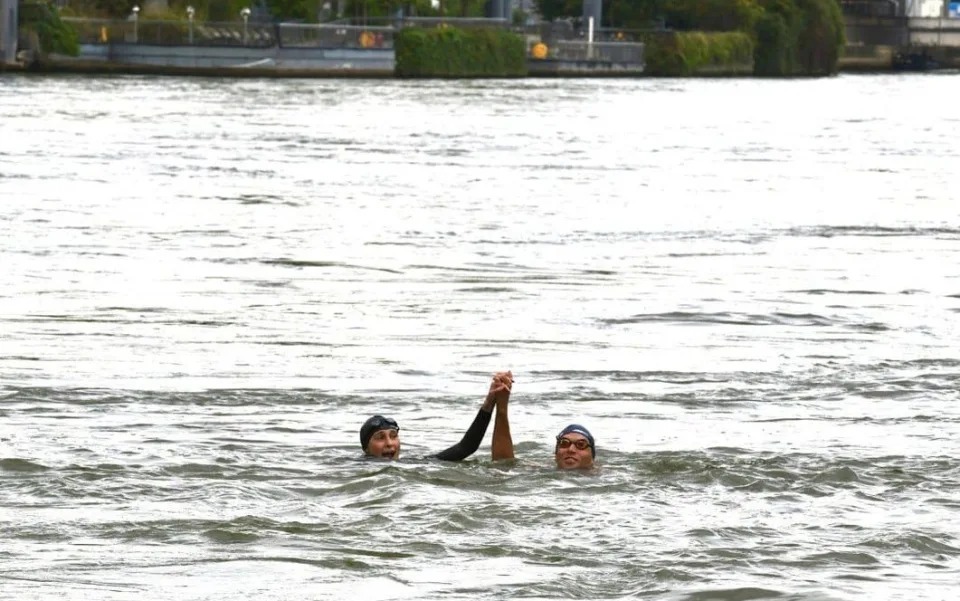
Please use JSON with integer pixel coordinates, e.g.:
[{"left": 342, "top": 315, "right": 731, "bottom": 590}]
[
  {"left": 395, "top": 26, "right": 527, "bottom": 77},
  {"left": 644, "top": 30, "right": 753, "bottom": 75},
  {"left": 794, "top": 0, "right": 846, "bottom": 74},
  {"left": 753, "top": 0, "right": 844, "bottom": 75}
]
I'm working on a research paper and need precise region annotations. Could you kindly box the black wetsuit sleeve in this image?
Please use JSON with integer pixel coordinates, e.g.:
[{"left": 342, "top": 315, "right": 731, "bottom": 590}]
[{"left": 431, "top": 408, "right": 493, "bottom": 462}]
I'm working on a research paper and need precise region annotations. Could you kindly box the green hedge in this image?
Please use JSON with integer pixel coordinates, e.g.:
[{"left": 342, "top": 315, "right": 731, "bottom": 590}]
[
  {"left": 395, "top": 26, "right": 527, "bottom": 78},
  {"left": 754, "top": 0, "right": 845, "bottom": 75},
  {"left": 644, "top": 31, "right": 754, "bottom": 76},
  {"left": 659, "top": 0, "right": 845, "bottom": 76},
  {"left": 19, "top": 2, "right": 80, "bottom": 56}
]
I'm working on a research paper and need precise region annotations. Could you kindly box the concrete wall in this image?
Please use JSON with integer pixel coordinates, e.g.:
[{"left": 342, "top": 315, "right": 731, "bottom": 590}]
[
  {"left": 67, "top": 43, "right": 394, "bottom": 75},
  {"left": 528, "top": 58, "right": 643, "bottom": 76},
  {"left": 839, "top": 44, "right": 896, "bottom": 69},
  {"left": 1, "top": 0, "right": 17, "bottom": 65},
  {"left": 844, "top": 14, "right": 960, "bottom": 45},
  {"left": 906, "top": 16, "right": 960, "bottom": 44}
]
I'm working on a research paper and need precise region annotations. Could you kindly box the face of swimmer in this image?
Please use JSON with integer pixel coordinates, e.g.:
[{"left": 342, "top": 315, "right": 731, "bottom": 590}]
[
  {"left": 367, "top": 427, "right": 400, "bottom": 459},
  {"left": 360, "top": 415, "right": 400, "bottom": 460},
  {"left": 554, "top": 424, "right": 595, "bottom": 470}
]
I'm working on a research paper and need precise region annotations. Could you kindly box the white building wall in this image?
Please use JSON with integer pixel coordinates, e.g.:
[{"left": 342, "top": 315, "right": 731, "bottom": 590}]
[{"left": 906, "top": 0, "right": 945, "bottom": 17}]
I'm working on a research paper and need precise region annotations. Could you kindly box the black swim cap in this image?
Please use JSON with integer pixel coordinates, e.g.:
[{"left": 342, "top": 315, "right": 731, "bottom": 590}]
[{"left": 360, "top": 415, "right": 400, "bottom": 450}]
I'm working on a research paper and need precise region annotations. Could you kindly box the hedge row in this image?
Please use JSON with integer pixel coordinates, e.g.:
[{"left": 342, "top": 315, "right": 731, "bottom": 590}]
[
  {"left": 658, "top": 0, "right": 846, "bottom": 75},
  {"left": 395, "top": 27, "right": 527, "bottom": 78},
  {"left": 644, "top": 31, "right": 754, "bottom": 76}
]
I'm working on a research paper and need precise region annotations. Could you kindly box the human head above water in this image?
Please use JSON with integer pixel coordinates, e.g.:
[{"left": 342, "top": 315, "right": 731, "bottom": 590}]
[
  {"left": 360, "top": 415, "right": 401, "bottom": 459},
  {"left": 554, "top": 423, "right": 596, "bottom": 470}
]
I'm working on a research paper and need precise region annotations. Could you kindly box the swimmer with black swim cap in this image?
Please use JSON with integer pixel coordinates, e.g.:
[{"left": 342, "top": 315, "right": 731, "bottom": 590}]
[
  {"left": 359, "top": 415, "right": 401, "bottom": 459},
  {"left": 359, "top": 371, "right": 513, "bottom": 462}
]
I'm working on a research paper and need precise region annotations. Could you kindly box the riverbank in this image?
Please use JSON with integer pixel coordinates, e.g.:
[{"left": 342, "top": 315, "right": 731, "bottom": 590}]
[
  {"left": 8, "top": 47, "right": 956, "bottom": 78},
  {"left": 7, "top": 28, "right": 960, "bottom": 77},
  {"left": 7, "top": 42, "right": 647, "bottom": 78},
  {"left": 840, "top": 43, "right": 960, "bottom": 71},
  {"left": 14, "top": 44, "right": 395, "bottom": 77}
]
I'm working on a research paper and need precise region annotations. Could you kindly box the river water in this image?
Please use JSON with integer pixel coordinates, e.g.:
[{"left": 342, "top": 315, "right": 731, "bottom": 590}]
[{"left": 1, "top": 73, "right": 959, "bottom": 600}]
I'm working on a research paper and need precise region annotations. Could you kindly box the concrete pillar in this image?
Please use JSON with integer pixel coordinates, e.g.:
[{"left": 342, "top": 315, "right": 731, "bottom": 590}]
[
  {"left": 582, "top": 0, "right": 600, "bottom": 31},
  {"left": 1, "top": 0, "right": 18, "bottom": 65}
]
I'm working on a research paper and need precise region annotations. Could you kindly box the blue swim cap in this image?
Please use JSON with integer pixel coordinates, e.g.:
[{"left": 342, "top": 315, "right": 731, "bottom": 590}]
[{"left": 556, "top": 424, "right": 596, "bottom": 458}]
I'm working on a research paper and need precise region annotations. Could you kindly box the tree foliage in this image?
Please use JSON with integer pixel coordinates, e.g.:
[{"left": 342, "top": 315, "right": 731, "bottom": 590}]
[
  {"left": 752, "top": 0, "right": 845, "bottom": 74},
  {"left": 661, "top": 0, "right": 761, "bottom": 31},
  {"left": 18, "top": 2, "right": 80, "bottom": 55},
  {"left": 532, "top": 0, "right": 845, "bottom": 75},
  {"left": 535, "top": 0, "right": 580, "bottom": 21},
  {"left": 794, "top": 0, "right": 845, "bottom": 74}
]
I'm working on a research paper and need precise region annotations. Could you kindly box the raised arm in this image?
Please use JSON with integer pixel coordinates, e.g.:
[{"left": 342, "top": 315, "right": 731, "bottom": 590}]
[
  {"left": 432, "top": 372, "right": 511, "bottom": 462},
  {"left": 491, "top": 371, "right": 514, "bottom": 461}
]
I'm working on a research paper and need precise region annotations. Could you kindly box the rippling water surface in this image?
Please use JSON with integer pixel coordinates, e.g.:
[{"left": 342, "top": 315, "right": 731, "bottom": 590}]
[{"left": 1, "top": 73, "right": 959, "bottom": 600}]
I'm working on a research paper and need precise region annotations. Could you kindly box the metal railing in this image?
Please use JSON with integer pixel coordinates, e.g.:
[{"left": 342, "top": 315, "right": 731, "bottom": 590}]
[
  {"left": 278, "top": 23, "right": 394, "bottom": 49},
  {"left": 63, "top": 17, "right": 396, "bottom": 49},
  {"left": 533, "top": 39, "right": 645, "bottom": 63},
  {"left": 63, "top": 17, "right": 276, "bottom": 46},
  {"left": 400, "top": 16, "right": 511, "bottom": 29}
]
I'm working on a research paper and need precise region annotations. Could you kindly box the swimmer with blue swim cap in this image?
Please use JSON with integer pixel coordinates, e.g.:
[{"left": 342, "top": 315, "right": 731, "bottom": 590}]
[
  {"left": 553, "top": 423, "right": 596, "bottom": 469},
  {"left": 488, "top": 377, "right": 596, "bottom": 470}
]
